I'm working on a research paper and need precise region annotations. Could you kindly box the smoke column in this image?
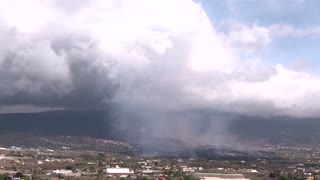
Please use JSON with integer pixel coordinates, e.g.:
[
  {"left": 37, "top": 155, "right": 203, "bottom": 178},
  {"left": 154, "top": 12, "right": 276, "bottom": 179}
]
[{"left": 1, "top": 0, "right": 320, "bottom": 147}]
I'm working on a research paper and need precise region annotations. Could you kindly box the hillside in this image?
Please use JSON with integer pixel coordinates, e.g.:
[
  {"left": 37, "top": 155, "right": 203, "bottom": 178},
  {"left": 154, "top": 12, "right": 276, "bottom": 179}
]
[{"left": 0, "top": 110, "right": 319, "bottom": 148}]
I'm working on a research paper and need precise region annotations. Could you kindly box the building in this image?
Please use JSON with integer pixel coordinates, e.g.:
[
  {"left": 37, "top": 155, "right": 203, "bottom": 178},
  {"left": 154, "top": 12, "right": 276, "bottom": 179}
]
[
  {"left": 103, "top": 165, "right": 134, "bottom": 177},
  {"left": 52, "top": 169, "right": 72, "bottom": 174},
  {"left": 193, "top": 173, "right": 249, "bottom": 180}
]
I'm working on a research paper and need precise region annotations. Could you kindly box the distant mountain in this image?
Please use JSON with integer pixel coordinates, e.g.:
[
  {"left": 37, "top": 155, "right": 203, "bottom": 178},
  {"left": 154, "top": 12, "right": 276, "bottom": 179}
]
[
  {"left": 0, "top": 110, "right": 117, "bottom": 139},
  {"left": 229, "top": 115, "right": 320, "bottom": 145},
  {"left": 0, "top": 110, "right": 320, "bottom": 148}
]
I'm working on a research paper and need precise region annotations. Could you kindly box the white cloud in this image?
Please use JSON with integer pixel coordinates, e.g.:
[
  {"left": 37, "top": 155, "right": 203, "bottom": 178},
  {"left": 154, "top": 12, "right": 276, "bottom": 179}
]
[
  {"left": 187, "top": 64, "right": 320, "bottom": 117},
  {"left": 218, "top": 23, "right": 271, "bottom": 54},
  {"left": 269, "top": 24, "right": 320, "bottom": 38},
  {"left": 0, "top": 0, "right": 320, "bottom": 118},
  {"left": 0, "top": 0, "right": 57, "bottom": 33},
  {"left": 226, "top": 65, "right": 320, "bottom": 117}
]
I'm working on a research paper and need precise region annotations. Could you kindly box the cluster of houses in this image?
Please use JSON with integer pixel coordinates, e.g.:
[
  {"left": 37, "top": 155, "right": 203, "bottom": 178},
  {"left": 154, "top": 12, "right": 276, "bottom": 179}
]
[{"left": 47, "top": 169, "right": 81, "bottom": 178}]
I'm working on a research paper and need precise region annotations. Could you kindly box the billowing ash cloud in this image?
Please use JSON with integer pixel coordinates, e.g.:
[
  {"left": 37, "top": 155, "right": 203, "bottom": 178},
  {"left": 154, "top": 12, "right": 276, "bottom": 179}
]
[{"left": 1, "top": 0, "right": 320, "bottom": 122}]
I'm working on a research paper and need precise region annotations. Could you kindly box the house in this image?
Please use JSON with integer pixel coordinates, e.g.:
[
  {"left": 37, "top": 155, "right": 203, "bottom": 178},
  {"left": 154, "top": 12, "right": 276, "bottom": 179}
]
[{"left": 180, "top": 166, "right": 188, "bottom": 172}]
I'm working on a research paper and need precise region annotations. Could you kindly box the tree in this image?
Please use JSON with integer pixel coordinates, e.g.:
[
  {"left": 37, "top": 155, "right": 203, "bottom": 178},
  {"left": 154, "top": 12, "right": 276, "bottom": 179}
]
[
  {"left": 65, "top": 165, "right": 73, "bottom": 170},
  {"left": 269, "top": 172, "right": 277, "bottom": 178},
  {"left": 0, "top": 173, "right": 10, "bottom": 180}
]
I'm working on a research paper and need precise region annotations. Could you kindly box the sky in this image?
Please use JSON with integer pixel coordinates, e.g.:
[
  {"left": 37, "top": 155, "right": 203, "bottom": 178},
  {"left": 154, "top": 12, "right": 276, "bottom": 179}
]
[
  {"left": 202, "top": 0, "right": 320, "bottom": 72},
  {"left": 0, "top": 0, "right": 320, "bottom": 118}
]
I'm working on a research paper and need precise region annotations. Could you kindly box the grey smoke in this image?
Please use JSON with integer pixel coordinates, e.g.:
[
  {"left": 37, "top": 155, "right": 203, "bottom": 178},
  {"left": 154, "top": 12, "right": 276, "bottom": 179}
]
[{"left": 1, "top": 0, "right": 320, "bottom": 146}]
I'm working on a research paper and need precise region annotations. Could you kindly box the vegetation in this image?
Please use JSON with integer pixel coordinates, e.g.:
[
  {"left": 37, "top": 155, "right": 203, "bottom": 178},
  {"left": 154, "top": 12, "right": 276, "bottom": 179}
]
[
  {"left": 269, "top": 171, "right": 306, "bottom": 180},
  {"left": 0, "top": 173, "right": 30, "bottom": 180}
]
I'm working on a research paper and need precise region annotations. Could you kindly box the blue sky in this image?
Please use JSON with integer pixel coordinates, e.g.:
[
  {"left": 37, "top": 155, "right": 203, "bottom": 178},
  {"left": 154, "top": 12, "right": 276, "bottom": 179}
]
[
  {"left": 202, "top": 0, "right": 320, "bottom": 74},
  {"left": 203, "top": 0, "right": 320, "bottom": 26}
]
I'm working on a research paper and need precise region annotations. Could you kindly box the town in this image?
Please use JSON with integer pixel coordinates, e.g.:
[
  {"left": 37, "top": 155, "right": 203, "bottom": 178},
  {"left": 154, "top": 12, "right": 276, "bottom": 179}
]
[{"left": 1, "top": 138, "right": 320, "bottom": 180}]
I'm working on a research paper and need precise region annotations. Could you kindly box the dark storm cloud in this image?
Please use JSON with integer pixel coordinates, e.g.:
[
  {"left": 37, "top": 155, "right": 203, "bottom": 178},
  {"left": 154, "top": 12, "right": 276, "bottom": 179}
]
[{"left": 0, "top": 31, "right": 118, "bottom": 108}]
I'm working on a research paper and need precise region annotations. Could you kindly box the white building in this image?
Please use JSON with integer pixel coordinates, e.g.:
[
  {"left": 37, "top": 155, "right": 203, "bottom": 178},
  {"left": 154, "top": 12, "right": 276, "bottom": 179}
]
[
  {"left": 142, "top": 169, "right": 154, "bottom": 174},
  {"left": 194, "top": 173, "right": 249, "bottom": 180},
  {"left": 52, "top": 169, "right": 72, "bottom": 174},
  {"left": 103, "top": 165, "right": 133, "bottom": 174}
]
